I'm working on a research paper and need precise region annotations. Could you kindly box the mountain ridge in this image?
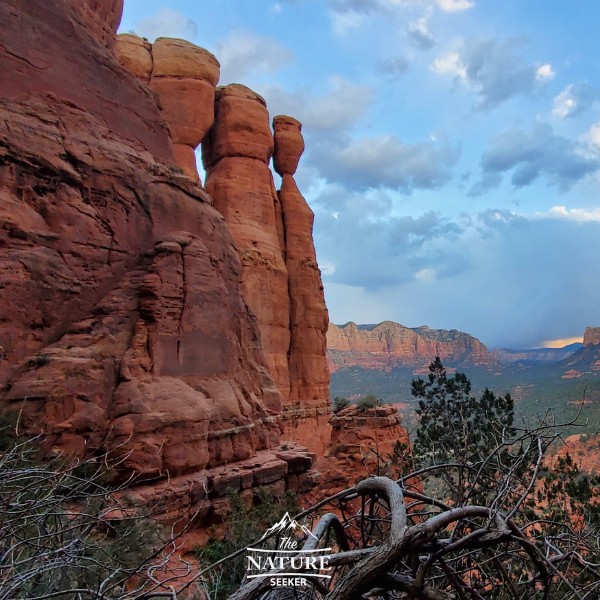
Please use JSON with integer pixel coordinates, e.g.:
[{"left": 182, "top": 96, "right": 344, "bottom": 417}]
[{"left": 327, "top": 321, "right": 494, "bottom": 373}]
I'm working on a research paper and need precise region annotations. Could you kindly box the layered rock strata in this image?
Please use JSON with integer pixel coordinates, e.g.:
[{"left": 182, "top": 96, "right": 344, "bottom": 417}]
[
  {"left": 328, "top": 321, "right": 494, "bottom": 372},
  {"left": 119, "top": 442, "right": 319, "bottom": 527},
  {"left": 0, "top": 0, "right": 319, "bottom": 520},
  {"left": 310, "top": 405, "right": 410, "bottom": 501}
]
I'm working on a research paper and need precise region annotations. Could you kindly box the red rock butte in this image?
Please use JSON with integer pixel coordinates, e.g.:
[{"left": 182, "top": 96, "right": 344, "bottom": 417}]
[{"left": 0, "top": 0, "right": 340, "bottom": 524}]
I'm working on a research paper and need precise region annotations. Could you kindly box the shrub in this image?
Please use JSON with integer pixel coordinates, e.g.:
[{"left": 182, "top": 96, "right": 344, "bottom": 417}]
[
  {"left": 0, "top": 432, "right": 195, "bottom": 599},
  {"left": 332, "top": 396, "right": 350, "bottom": 412},
  {"left": 356, "top": 394, "right": 382, "bottom": 412}
]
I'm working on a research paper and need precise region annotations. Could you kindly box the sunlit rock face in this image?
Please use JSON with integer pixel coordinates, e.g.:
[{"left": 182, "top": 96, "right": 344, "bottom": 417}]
[
  {"left": 328, "top": 321, "right": 494, "bottom": 373},
  {"left": 0, "top": 0, "right": 334, "bottom": 521},
  {"left": 302, "top": 405, "right": 411, "bottom": 503},
  {"left": 584, "top": 327, "right": 600, "bottom": 346}
]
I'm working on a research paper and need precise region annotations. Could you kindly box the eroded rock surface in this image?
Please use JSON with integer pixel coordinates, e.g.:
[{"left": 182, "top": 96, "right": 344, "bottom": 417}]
[
  {"left": 0, "top": 0, "right": 173, "bottom": 164},
  {"left": 272, "top": 116, "right": 330, "bottom": 446},
  {"left": 0, "top": 96, "right": 283, "bottom": 482},
  {"left": 203, "top": 86, "right": 291, "bottom": 410},
  {"left": 584, "top": 327, "right": 600, "bottom": 346},
  {"left": 115, "top": 35, "right": 220, "bottom": 181},
  {"left": 300, "top": 404, "right": 410, "bottom": 503},
  {"left": 1, "top": 0, "right": 329, "bottom": 520}
]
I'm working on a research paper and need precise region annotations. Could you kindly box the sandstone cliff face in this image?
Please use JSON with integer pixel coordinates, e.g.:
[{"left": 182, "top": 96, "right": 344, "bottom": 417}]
[
  {"left": 0, "top": 96, "right": 281, "bottom": 480},
  {"left": 0, "top": 0, "right": 325, "bottom": 521},
  {"left": 0, "top": 0, "right": 173, "bottom": 164},
  {"left": 328, "top": 321, "right": 494, "bottom": 373}
]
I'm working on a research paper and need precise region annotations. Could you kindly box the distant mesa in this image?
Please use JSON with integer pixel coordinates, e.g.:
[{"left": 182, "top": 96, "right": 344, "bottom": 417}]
[
  {"left": 328, "top": 321, "right": 595, "bottom": 373},
  {"left": 584, "top": 327, "right": 600, "bottom": 346},
  {"left": 327, "top": 321, "right": 494, "bottom": 373}
]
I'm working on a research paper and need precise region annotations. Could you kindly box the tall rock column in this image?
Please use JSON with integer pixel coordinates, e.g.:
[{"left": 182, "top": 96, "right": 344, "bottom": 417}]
[
  {"left": 203, "top": 85, "right": 291, "bottom": 411},
  {"left": 273, "top": 116, "right": 331, "bottom": 453},
  {"left": 115, "top": 37, "right": 220, "bottom": 181},
  {"left": 150, "top": 39, "right": 219, "bottom": 181}
]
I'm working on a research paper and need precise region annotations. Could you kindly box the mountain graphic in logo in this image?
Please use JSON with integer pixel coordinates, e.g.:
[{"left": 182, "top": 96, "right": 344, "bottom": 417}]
[{"left": 264, "top": 512, "right": 318, "bottom": 540}]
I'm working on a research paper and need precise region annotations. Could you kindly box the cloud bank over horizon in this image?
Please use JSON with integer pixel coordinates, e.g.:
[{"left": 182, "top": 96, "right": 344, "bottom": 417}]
[{"left": 120, "top": 1, "right": 600, "bottom": 349}]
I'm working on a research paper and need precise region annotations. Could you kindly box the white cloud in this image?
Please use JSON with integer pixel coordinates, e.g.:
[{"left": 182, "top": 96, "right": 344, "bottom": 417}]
[
  {"left": 433, "top": 38, "right": 547, "bottom": 108},
  {"left": 329, "top": 9, "right": 365, "bottom": 35},
  {"left": 216, "top": 31, "right": 294, "bottom": 83},
  {"left": 408, "top": 14, "right": 436, "bottom": 49},
  {"left": 552, "top": 85, "right": 577, "bottom": 118},
  {"left": 134, "top": 9, "right": 198, "bottom": 42},
  {"left": 552, "top": 83, "right": 600, "bottom": 119},
  {"left": 433, "top": 52, "right": 467, "bottom": 80},
  {"left": 585, "top": 122, "right": 600, "bottom": 148},
  {"left": 312, "top": 134, "right": 459, "bottom": 191},
  {"left": 415, "top": 267, "right": 437, "bottom": 281},
  {"left": 536, "top": 63, "right": 555, "bottom": 81},
  {"left": 542, "top": 205, "right": 600, "bottom": 222},
  {"left": 435, "top": 0, "right": 474, "bottom": 12}
]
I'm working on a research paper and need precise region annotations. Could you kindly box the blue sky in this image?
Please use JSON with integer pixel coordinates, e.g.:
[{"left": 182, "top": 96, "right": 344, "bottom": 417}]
[{"left": 120, "top": 0, "right": 600, "bottom": 349}]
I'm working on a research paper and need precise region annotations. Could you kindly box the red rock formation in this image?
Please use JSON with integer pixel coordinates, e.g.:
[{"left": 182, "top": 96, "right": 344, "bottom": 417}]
[
  {"left": 149, "top": 39, "right": 220, "bottom": 181},
  {"left": 78, "top": 0, "right": 124, "bottom": 48},
  {"left": 584, "top": 327, "right": 600, "bottom": 346},
  {"left": 272, "top": 116, "right": 331, "bottom": 452},
  {"left": 307, "top": 405, "right": 410, "bottom": 501},
  {"left": 121, "top": 442, "right": 320, "bottom": 527},
  {"left": 0, "top": 0, "right": 173, "bottom": 164},
  {"left": 328, "top": 321, "right": 494, "bottom": 373},
  {"left": 0, "top": 0, "right": 319, "bottom": 517},
  {"left": 115, "top": 34, "right": 153, "bottom": 82},
  {"left": 203, "top": 85, "right": 291, "bottom": 411},
  {"left": 116, "top": 35, "right": 220, "bottom": 181},
  {"left": 0, "top": 96, "right": 282, "bottom": 480}
]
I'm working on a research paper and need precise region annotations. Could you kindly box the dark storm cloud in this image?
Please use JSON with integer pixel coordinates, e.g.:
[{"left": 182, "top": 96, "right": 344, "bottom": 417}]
[
  {"left": 472, "top": 123, "right": 600, "bottom": 194},
  {"left": 310, "top": 135, "right": 460, "bottom": 192},
  {"left": 314, "top": 202, "right": 600, "bottom": 348}
]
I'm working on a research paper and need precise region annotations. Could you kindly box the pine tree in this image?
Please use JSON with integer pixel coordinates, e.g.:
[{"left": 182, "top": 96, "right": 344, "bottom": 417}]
[{"left": 412, "top": 357, "right": 516, "bottom": 504}]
